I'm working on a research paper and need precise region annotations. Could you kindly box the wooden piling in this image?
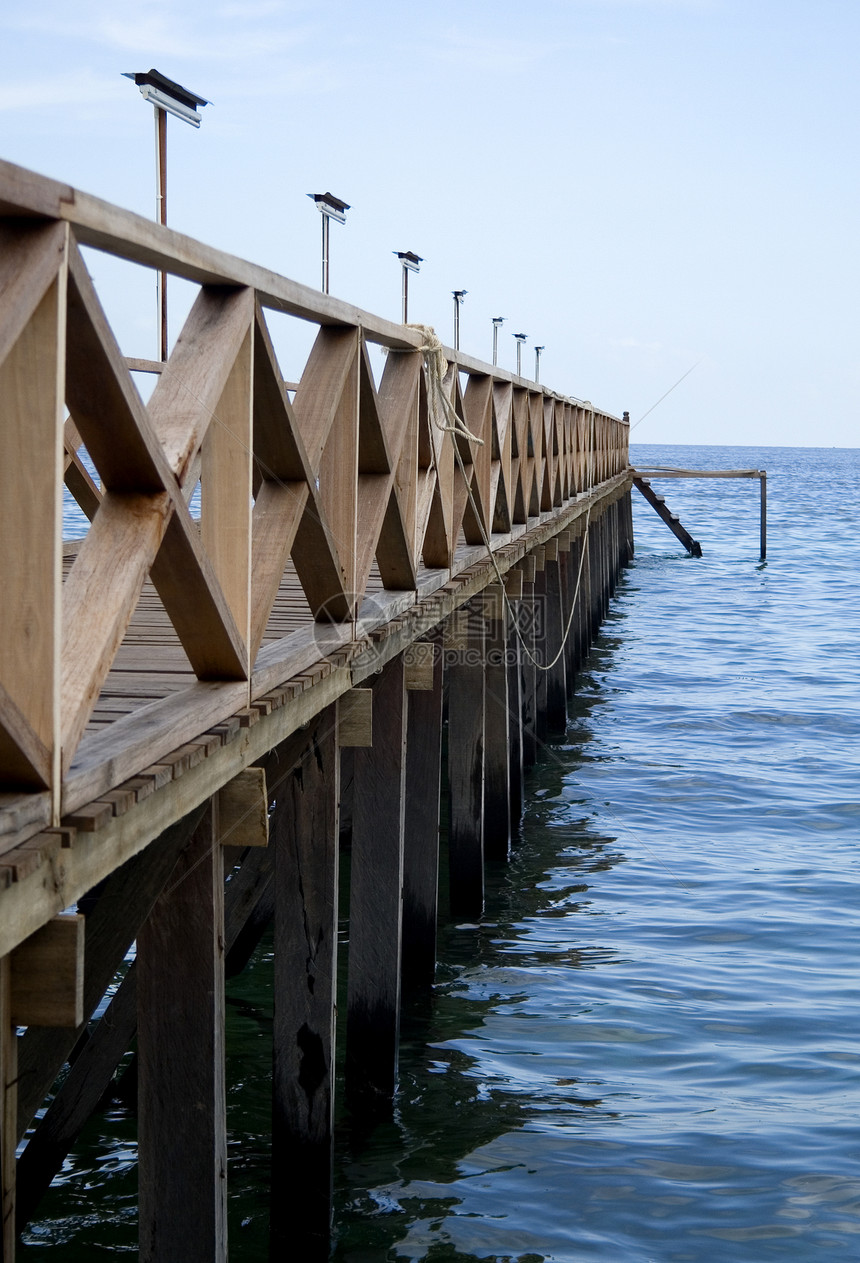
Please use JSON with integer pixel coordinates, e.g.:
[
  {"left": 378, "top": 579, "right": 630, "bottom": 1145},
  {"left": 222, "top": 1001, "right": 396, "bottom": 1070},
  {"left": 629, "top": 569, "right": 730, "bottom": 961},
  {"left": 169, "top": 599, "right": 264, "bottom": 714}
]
[
  {"left": 533, "top": 555, "right": 549, "bottom": 746},
  {"left": 15, "top": 808, "right": 207, "bottom": 1142},
  {"left": 269, "top": 709, "right": 340, "bottom": 1257},
  {"left": 519, "top": 565, "right": 538, "bottom": 770},
  {"left": 346, "top": 656, "right": 407, "bottom": 1109},
  {"left": 588, "top": 522, "right": 601, "bottom": 640},
  {"left": 483, "top": 587, "right": 511, "bottom": 862},
  {"left": 1, "top": 957, "right": 15, "bottom": 1263},
  {"left": 16, "top": 838, "right": 278, "bottom": 1237},
  {"left": 599, "top": 513, "right": 610, "bottom": 620},
  {"left": 446, "top": 606, "right": 485, "bottom": 918},
  {"left": 567, "top": 532, "right": 584, "bottom": 679},
  {"left": 402, "top": 633, "right": 444, "bottom": 991},
  {"left": 138, "top": 801, "right": 228, "bottom": 1263},
  {"left": 506, "top": 591, "right": 524, "bottom": 829},
  {"left": 557, "top": 533, "right": 576, "bottom": 698},
  {"left": 543, "top": 544, "right": 567, "bottom": 735},
  {"left": 578, "top": 526, "right": 592, "bottom": 663}
]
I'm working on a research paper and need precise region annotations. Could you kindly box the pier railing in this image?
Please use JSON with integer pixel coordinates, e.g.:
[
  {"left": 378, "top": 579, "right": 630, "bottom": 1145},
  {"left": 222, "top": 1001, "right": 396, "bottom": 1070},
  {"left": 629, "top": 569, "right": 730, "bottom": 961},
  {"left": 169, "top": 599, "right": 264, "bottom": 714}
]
[
  {"left": 0, "top": 157, "right": 628, "bottom": 844},
  {"left": 0, "top": 157, "right": 637, "bottom": 1260}
]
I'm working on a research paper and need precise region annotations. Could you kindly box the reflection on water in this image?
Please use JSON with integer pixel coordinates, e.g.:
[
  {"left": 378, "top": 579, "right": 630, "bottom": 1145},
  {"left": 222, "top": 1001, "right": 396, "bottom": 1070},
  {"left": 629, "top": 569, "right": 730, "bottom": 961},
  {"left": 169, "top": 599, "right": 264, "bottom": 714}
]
[{"left": 23, "top": 446, "right": 860, "bottom": 1261}]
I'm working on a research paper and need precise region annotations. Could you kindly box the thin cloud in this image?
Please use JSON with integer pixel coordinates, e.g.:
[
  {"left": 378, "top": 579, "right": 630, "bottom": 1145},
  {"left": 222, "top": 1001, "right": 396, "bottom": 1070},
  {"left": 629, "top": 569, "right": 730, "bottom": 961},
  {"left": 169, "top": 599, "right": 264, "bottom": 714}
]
[
  {"left": 217, "top": 0, "right": 303, "bottom": 17},
  {"left": 610, "top": 337, "right": 665, "bottom": 353},
  {"left": 430, "top": 30, "right": 549, "bottom": 74},
  {"left": 579, "top": 0, "right": 717, "bottom": 8},
  {"left": 3, "top": 0, "right": 313, "bottom": 62},
  {"left": 0, "top": 70, "right": 117, "bottom": 112},
  {"left": 95, "top": 15, "right": 310, "bottom": 60}
]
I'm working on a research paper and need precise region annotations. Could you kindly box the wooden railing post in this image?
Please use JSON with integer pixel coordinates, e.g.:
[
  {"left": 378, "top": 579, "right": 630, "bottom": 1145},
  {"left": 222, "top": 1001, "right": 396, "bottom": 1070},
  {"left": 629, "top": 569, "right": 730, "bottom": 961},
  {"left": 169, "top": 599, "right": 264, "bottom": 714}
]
[
  {"left": 0, "top": 223, "right": 67, "bottom": 804},
  {"left": 201, "top": 322, "right": 254, "bottom": 658}
]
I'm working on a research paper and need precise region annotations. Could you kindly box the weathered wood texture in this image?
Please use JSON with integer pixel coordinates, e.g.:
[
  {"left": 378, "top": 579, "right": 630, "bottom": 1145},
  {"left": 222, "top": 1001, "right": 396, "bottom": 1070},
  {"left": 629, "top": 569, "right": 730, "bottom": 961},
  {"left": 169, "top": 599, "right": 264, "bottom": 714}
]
[
  {"left": 543, "top": 555, "right": 568, "bottom": 735},
  {"left": 0, "top": 158, "right": 627, "bottom": 887},
  {"left": 483, "top": 589, "right": 511, "bottom": 862},
  {"left": 0, "top": 156, "right": 642, "bottom": 1260},
  {"left": 10, "top": 915, "right": 83, "bottom": 1028},
  {"left": 137, "top": 803, "right": 227, "bottom": 1263},
  {"left": 446, "top": 606, "right": 485, "bottom": 918},
  {"left": 15, "top": 806, "right": 206, "bottom": 1139},
  {"left": 10, "top": 501, "right": 633, "bottom": 1247},
  {"left": 267, "top": 711, "right": 340, "bottom": 1257},
  {"left": 0, "top": 223, "right": 65, "bottom": 798},
  {"left": 519, "top": 580, "right": 538, "bottom": 770},
  {"left": 402, "top": 630, "right": 444, "bottom": 989},
  {"left": 217, "top": 766, "right": 268, "bottom": 849},
  {"left": 346, "top": 657, "right": 407, "bottom": 1109},
  {"left": 533, "top": 563, "right": 549, "bottom": 748},
  {"left": 15, "top": 838, "right": 275, "bottom": 1234},
  {"left": 506, "top": 598, "right": 524, "bottom": 827}
]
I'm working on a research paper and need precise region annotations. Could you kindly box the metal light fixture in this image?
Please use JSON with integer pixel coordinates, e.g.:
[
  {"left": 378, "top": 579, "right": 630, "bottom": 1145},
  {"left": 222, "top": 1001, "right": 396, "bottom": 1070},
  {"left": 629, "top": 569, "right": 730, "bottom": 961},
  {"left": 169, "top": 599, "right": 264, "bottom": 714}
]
[
  {"left": 308, "top": 192, "right": 350, "bottom": 295},
  {"left": 513, "top": 332, "right": 527, "bottom": 377},
  {"left": 123, "top": 69, "right": 209, "bottom": 361},
  {"left": 394, "top": 251, "right": 422, "bottom": 323},
  {"left": 534, "top": 345, "right": 545, "bottom": 383},
  {"left": 492, "top": 316, "right": 505, "bottom": 366},
  {"left": 452, "top": 290, "right": 467, "bottom": 352}
]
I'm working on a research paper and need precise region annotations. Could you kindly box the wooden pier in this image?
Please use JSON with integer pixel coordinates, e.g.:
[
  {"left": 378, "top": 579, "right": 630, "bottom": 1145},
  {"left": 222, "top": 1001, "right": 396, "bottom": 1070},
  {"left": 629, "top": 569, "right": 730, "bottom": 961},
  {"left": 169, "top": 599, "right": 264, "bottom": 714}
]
[{"left": 0, "top": 158, "right": 632, "bottom": 1259}]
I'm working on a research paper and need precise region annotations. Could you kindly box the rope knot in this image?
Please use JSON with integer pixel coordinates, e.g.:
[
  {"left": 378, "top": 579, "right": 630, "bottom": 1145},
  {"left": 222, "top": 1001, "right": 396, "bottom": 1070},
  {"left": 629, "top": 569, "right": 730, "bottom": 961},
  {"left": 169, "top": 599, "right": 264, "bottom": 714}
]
[
  {"left": 410, "top": 323, "right": 484, "bottom": 447},
  {"left": 407, "top": 323, "right": 448, "bottom": 383}
]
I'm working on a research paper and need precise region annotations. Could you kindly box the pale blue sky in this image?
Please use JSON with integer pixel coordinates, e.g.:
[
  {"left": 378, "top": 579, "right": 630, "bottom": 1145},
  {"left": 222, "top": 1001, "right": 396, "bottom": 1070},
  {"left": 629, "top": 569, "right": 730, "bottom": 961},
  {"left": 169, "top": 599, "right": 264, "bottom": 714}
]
[{"left": 2, "top": 0, "right": 857, "bottom": 446}]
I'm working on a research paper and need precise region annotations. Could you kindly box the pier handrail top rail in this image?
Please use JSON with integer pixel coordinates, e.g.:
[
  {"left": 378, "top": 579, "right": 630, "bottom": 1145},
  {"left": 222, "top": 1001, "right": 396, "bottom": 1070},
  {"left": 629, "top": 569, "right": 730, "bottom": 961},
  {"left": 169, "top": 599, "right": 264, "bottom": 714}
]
[
  {"left": 632, "top": 467, "right": 764, "bottom": 478},
  {"left": 0, "top": 158, "right": 623, "bottom": 421}
]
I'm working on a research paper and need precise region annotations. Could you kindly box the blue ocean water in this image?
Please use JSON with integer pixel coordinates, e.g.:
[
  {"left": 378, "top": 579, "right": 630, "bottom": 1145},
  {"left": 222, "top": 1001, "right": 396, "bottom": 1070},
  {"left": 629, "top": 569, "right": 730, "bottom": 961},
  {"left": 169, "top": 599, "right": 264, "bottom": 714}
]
[{"left": 24, "top": 444, "right": 860, "bottom": 1261}]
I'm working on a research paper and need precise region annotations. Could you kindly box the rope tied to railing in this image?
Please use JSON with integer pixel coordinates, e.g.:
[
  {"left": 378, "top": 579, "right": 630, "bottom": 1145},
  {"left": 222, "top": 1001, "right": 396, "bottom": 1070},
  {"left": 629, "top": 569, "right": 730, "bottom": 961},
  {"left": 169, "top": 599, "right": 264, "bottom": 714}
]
[
  {"left": 410, "top": 325, "right": 593, "bottom": 674},
  {"left": 406, "top": 324, "right": 485, "bottom": 447}
]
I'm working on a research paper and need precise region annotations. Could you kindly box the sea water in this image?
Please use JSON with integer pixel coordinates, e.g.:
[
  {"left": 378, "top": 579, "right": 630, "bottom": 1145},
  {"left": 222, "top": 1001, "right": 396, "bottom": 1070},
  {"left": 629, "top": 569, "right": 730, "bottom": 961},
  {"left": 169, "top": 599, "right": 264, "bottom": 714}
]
[{"left": 23, "top": 444, "right": 860, "bottom": 1261}]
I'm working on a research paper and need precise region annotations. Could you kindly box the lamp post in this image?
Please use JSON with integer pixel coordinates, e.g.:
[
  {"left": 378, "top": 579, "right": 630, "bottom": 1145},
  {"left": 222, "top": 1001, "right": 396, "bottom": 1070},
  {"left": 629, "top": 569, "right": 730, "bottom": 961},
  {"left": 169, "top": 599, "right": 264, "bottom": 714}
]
[
  {"left": 452, "top": 290, "right": 467, "bottom": 351},
  {"left": 123, "top": 69, "right": 209, "bottom": 362},
  {"left": 513, "top": 333, "right": 527, "bottom": 377},
  {"left": 394, "top": 252, "right": 422, "bottom": 323},
  {"left": 492, "top": 316, "right": 505, "bottom": 366},
  {"left": 534, "top": 345, "right": 544, "bottom": 383},
  {"left": 308, "top": 192, "right": 349, "bottom": 294}
]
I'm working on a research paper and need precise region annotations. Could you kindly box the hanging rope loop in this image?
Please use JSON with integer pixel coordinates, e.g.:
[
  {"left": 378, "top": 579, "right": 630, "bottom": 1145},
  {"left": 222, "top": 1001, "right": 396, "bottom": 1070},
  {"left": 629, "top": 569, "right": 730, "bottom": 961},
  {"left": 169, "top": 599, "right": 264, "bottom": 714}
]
[{"left": 395, "top": 325, "right": 592, "bottom": 673}]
